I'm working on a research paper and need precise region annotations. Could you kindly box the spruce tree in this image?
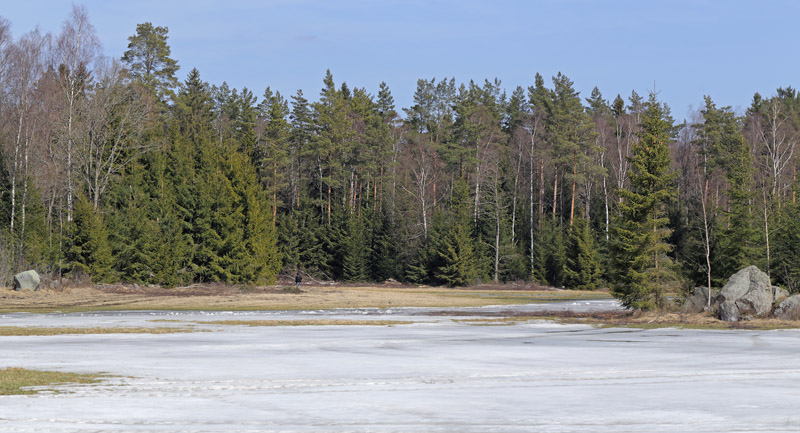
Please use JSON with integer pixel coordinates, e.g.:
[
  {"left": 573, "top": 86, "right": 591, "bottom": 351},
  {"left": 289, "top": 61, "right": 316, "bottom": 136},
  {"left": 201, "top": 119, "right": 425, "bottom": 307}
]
[
  {"left": 694, "top": 97, "right": 760, "bottom": 284},
  {"left": 435, "top": 181, "right": 477, "bottom": 287},
  {"left": 541, "top": 219, "right": 566, "bottom": 287},
  {"left": 369, "top": 207, "right": 398, "bottom": 282},
  {"left": 227, "top": 150, "right": 282, "bottom": 284},
  {"left": 714, "top": 128, "right": 760, "bottom": 280},
  {"left": 772, "top": 202, "right": 800, "bottom": 292},
  {"left": 66, "top": 194, "right": 114, "bottom": 283},
  {"left": 341, "top": 213, "right": 369, "bottom": 282},
  {"left": 563, "top": 216, "right": 602, "bottom": 290},
  {"left": 108, "top": 157, "right": 159, "bottom": 284},
  {"left": 610, "top": 93, "right": 677, "bottom": 310},
  {"left": 15, "top": 180, "right": 49, "bottom": 269},
  {"left": 405, "top": 212, "right": 447, "bottom": 284},
  {"left": 436, "top": 220, "right": 477, "bottom": 287}
]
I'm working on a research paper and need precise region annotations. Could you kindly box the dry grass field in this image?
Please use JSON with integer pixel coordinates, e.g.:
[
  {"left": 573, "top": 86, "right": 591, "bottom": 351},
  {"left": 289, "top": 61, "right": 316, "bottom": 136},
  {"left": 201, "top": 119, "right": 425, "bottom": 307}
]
[
  {"left": 0, "top": 368, "right": 107, "bottom": 396},
  {"left": 2, "top": 282, "right": 793, "bottom": 330},
  {"left": 448, "top": 309, "right": 800, "bottom": 330},
  {"left": 0, "top": 282, "right": 610, "bottom": 314}
]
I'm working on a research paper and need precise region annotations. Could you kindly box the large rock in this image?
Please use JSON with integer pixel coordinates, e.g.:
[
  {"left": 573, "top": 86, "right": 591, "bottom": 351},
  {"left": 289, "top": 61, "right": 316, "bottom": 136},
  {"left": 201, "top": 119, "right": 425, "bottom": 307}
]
[
  {"left": 716, "top": 266, "right": 772, "bottom": 321},
  {"left": 774, "top": 295, "right": 800, "bottom": 320},
  {"left": 13, "top": 270, "right": 41, "bottom": 291},
  {"left": 682, "top": 287, "right": 720, "bottom": 313},
  {"left": 773, "top": 286, "right": 790, "bottom": 304}
]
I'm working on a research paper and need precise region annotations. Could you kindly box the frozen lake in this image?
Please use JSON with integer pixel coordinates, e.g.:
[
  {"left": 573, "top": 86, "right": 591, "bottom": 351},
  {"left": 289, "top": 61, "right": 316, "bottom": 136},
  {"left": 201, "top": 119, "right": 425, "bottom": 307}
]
[{"left": 2, "top": 300, "right": 800, "bottom": 432}]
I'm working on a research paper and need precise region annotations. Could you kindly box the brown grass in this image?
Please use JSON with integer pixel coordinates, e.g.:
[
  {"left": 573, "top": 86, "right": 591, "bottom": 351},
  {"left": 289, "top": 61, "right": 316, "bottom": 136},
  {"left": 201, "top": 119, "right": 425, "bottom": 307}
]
[
  {"left": 449, "top": 309, "right": 800, "bottom": 330},
  {"left": 3, "top": 284, "right": 797, "bottom": 329},
  {"left": 192, "top": 319, "right": 413, "bottom": 327},
  {"left": 0, "top": 284, "right": 608, "bottom": 313},
  {"left": 0, "top": 326, "right": 199, "bottom": 336},
  {"left": 0, "top": 367, "right": 107, "bottom": 395}
]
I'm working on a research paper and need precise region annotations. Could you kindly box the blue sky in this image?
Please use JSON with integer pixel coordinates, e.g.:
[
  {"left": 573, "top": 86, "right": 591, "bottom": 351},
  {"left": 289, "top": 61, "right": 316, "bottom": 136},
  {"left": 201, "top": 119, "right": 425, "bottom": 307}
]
[{"left": 4, "top": 1, "right": 800, "bottom": 120}]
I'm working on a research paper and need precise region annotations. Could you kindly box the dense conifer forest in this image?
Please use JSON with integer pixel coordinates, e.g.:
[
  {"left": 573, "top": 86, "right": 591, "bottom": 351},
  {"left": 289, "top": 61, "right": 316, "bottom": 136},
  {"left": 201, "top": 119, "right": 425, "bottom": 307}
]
[{"left": 2, "top": 8, "right": 799, "bottom": 309}]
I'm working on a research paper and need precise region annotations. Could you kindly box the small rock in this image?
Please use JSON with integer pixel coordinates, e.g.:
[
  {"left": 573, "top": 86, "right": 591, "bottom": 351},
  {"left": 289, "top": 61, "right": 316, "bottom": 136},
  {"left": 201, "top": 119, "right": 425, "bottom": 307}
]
[
  {"left": 773, "top": 286, "right": 790, "bottom": 304},
  {"left": 774, "top": 295, "right": 800, "bottom": 320},
  {"left": 682, "top": 287, "right": 719, "bottom": 314}
]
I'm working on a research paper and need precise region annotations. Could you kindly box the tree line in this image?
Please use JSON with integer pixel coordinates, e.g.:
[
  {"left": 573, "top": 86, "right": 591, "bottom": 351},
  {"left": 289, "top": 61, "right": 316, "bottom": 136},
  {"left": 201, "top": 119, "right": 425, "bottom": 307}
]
[{"left": 1, "top": 7, "right": 799, "bottom": 309}]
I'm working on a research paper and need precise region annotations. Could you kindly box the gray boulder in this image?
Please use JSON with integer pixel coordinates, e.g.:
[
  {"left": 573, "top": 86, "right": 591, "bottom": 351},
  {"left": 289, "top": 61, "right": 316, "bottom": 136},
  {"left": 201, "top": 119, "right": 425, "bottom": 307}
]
[
  {"left": 682, "top": 287, "right": 720, "bottom": 313},
  {"left": 773, "top": 286, "right": 790, "bottom": 304},
  {"left": 774, "top": 295, "right": 800, "bottom": 320},
  {"left": 13, "top": 270, "right": 41, "bottom": 291},
  {"left": 717, "top": 266, "right": 772, "bottom": 321}
]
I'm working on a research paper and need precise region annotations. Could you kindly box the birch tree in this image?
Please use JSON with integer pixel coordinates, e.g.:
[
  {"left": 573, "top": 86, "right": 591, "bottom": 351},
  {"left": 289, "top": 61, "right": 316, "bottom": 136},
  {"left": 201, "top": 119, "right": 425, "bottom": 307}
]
[{"left": 54, "top": 4, "right": 100, "bottom": 222}]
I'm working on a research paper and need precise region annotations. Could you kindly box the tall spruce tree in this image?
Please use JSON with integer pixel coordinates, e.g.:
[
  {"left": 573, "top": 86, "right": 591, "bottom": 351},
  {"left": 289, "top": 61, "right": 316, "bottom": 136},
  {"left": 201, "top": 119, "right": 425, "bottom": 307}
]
[
  {"left": 610, "top": 93, "right": 677, "bottom": 309},
  {"left": 693, "top": 97, "right": 760, "bottom": 285},
  {"left": 714, "top": 112, "right": 760, "bottom": 280},
  {"left": 225, "top": 149, "right": 282, "bottom": 284}
]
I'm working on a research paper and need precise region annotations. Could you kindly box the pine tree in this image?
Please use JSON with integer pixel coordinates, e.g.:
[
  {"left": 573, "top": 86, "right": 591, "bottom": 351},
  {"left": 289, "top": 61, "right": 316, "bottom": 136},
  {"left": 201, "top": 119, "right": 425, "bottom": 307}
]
[
  {"left": 258, "top": 88, "right": 291, "bottom": 224},
  {"left": 610, "top": 93, "right": 677, "bottom": 310},
  {"left": 312, "top": 70, "right": 354, "bottom": 225},
  {"left": 122, "top": 22, "right": 180, "bottom": 103},
  {"left": 563, "top": 216, "right": 602, "bottom": 290},
  {"left": 547, "top": 73, "right": 597, "bottom": 226},
  {"left": 289, "top": 89, "right": 313, "bottom": 211}
]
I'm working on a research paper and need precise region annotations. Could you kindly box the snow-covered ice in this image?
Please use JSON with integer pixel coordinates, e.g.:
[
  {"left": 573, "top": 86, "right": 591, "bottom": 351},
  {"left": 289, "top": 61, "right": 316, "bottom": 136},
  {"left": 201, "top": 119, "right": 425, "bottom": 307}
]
[{"left": 2, "top": 300, "right": 800, "bottom": 432}]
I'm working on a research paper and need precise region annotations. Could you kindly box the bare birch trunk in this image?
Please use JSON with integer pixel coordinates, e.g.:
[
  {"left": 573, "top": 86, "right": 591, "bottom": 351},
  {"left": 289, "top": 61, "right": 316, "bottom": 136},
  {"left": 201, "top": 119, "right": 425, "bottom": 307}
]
[
  {"left": 764, "top": 189, "right": 771, "bottom": 279},
  {"left": 569, "top": 155, "right": 577, "bottom": 226},
  {"left": 273, "top": 160, "right": 277, "bottom": 225},
  {"left": 701, "top": 177, "right": 712, "bottom": 307},
  {"left": 552, "top": 168, "right": 558, "bottom": 220},
  {"left": 603, "top": 175, "right": 609, "bottom": 241}
]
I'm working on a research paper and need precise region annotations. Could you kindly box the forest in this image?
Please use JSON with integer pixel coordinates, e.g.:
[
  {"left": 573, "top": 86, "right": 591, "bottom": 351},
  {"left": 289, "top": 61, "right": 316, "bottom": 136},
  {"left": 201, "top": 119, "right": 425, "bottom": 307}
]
[{"left": 1, "top": 7, "right": 799, "bottom": 310}]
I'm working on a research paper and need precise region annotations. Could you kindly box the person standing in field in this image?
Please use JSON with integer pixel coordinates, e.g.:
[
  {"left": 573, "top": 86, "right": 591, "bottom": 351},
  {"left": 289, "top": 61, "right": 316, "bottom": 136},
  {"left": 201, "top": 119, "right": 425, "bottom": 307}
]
[{"left": 295, "top": 272, "right": 302, "bottom": 289}]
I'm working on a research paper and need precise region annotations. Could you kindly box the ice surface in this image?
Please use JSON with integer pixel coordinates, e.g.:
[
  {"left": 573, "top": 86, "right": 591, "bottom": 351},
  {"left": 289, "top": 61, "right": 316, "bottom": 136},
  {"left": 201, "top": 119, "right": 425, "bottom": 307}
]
[{"left": 2, "top": 300, "right": 800, "bottom": 432}]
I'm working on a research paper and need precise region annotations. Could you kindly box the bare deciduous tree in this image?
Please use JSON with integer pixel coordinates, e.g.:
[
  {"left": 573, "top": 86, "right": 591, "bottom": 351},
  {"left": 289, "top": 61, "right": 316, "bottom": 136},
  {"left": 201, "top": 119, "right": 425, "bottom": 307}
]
[
  {"left": 5, "top": 30, "right": 48, "bottom": 255},
  {"left": 75, "top": 59, "right": 152, "bottom": 209},
  {"left": 54, "top": 4, "right": 100, "bottom": 221}
]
